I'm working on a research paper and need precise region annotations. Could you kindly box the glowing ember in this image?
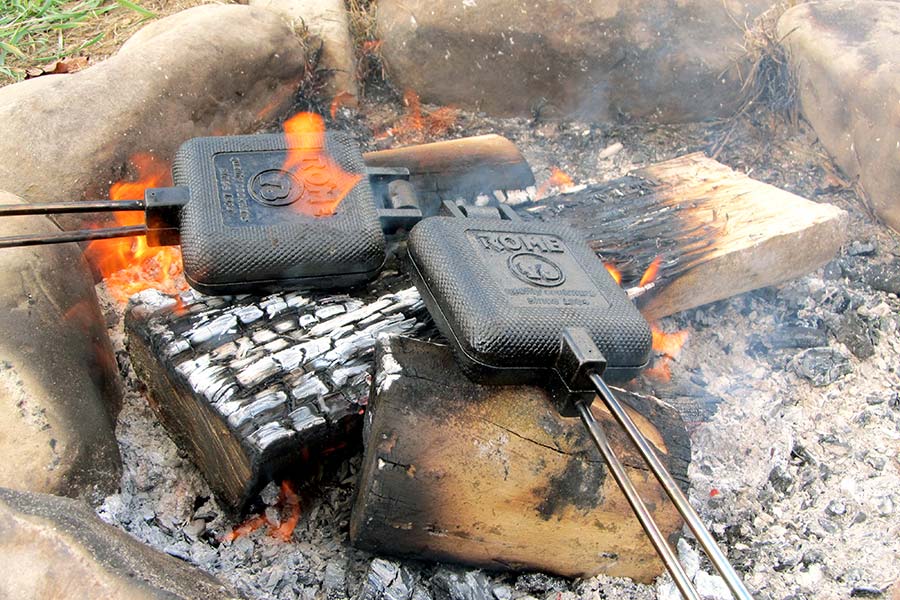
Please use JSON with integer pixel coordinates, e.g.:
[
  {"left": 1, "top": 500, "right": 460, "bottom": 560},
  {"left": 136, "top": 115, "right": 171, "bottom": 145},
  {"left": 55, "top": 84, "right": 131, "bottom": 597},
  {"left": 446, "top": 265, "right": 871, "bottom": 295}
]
[
  {"left": 221, "top": 514, "right": 269, "bottom": 543},
  {"left": 222, "top": 480, "right": 302, "bottom": 543},
  {"left": 281, "top": 112, "right": 364, "bottom": 217},
  {"left": 536, "top": 167, "right": 577, "bottom": 199},
  {"left": 639, "top": 256, "right": 661, "bottom": 287},
  {"left": 269, "top": 481, "right": 301, "bottom": 542},
  {"left": 85, "top": 153, "right": 186, "bottom": 304},
  {"left": 604, "top": 263, "right": 622, "bottom": 286},
  {"left": 651, "top": 324, "right": 689, "bottom": 359}
]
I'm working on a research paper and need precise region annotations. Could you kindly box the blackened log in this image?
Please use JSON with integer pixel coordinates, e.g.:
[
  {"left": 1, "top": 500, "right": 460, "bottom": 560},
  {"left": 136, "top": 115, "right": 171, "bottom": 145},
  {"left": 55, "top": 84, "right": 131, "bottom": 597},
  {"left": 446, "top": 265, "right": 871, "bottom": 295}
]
[
  {"left": 125, "top": 278, "right": 431, "bottom": 513},
  {"left": 350, "top": 336, "right": 690, "bottom": 582}
]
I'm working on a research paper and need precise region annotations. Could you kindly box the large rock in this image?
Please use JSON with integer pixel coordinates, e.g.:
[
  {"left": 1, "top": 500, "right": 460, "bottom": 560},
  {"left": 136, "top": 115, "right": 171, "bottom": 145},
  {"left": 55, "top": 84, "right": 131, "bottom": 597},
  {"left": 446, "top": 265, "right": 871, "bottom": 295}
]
[
  {"left": 249, "top": 0, "right": 359, "bottom": 105},
  {"left": 0, "top": 192, "right": 122, "bottom": 502},
  {"left": 376, "top": 0, "right": 771, "bottom": 121},
  {"left": 779, "top": 1, "right": 900, "bottom": 233},
  {"left": 0, "top": 487, "right": 238, "bottom": 599},
  {"left": 0, "top": 4, "right": 310, "bottom": 228}
]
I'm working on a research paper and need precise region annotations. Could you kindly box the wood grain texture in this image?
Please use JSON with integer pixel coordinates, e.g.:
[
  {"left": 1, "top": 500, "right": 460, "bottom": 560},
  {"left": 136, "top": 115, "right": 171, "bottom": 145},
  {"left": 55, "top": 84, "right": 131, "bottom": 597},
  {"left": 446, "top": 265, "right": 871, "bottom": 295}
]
[
  {"left": 351, "top": 337, "right": 690, "bottom": 582},
  {"left": 534, "top": 152, "right": 848, "bottom": 320}
]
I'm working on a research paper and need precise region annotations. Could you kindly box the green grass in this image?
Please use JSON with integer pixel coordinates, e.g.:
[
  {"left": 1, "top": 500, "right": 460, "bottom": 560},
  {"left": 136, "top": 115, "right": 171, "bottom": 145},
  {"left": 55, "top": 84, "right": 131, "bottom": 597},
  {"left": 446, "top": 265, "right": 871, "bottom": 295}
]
[{"left": 0, "top": 0, "right": 155, "bottom": 81}]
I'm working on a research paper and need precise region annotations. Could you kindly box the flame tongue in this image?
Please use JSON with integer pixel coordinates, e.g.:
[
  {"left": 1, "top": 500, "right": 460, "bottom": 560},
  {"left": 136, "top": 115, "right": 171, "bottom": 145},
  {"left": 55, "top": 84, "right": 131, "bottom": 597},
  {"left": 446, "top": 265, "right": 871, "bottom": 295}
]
[
  {"left": 86, "top": 153, "right": 186, "bottom": 304},
  {"left": 282, "top": 112, "right": 363, "bottom": 217}
]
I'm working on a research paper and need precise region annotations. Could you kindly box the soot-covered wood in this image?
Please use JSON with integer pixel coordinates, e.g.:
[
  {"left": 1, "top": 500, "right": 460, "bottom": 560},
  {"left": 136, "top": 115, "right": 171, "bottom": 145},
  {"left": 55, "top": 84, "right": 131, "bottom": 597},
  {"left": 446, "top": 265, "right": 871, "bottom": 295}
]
[
  {"left": 350, "top": 336, "right": 690, "bottom": 582},
  {"left": 125, "top": 274, "right": 432, "bottom": 513}
]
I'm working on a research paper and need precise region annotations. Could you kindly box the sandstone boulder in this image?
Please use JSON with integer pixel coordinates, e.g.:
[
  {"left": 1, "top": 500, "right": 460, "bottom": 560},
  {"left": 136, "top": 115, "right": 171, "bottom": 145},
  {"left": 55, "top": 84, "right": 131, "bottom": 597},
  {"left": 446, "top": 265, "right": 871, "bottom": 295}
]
[
  {"left": 0, "top": 4, "right": 310, "bottom": 229},
  {"left": 0, "top": 192, "right": 122, "bottom": 503},
  {"left": 779, "top": 1, "right": 900, "bottom": 233},
  {"left": 376, "top": 0, "right": 771, "bottom": 122},
  {"left": 249, "top": 0, "right": 358, "bottom": 105},
  {"left": 0, "top": 487, "right": 238, "bottom": 599}
]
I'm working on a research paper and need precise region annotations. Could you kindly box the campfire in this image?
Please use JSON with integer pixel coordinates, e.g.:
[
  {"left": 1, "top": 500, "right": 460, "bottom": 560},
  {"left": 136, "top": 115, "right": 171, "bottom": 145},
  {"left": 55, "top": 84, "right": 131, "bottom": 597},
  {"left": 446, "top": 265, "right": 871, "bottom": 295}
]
[{"left": 1, "top": 3, "right": 898, "bottom": 600}]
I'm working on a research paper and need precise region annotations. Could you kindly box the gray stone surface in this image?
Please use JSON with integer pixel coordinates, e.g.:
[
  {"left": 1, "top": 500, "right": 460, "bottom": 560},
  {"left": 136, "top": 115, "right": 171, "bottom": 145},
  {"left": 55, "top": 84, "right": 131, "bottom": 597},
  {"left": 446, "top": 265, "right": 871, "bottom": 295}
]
[
  {"left": 0, "top": 4, "right": 310, "bottom": 229},
  {"left": 779, "top": 1, "right": 900, "bottom": 232},
  {"left": 249, "top": 0, "right": 358, "bottom": 105},
  {"left": 376, "top": 0, "right": 771, "bottom": 121},
  {"left": 0, "top": 191, "right": 122, "bottom": 503},
  {"left": 0, "top": 487, "right": 239, "bottom": 599}
]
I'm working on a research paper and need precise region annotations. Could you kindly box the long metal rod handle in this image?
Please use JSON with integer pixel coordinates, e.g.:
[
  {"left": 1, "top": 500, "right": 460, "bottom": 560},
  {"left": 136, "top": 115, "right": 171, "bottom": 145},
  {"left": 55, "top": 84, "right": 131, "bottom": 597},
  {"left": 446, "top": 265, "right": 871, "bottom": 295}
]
[
  {"left": 575, "top": 401, "right": 700, "bottom": 600},
  {"left": 0, "top": 225, "right": 148, "bottom": 248},
  {"left": 589, "top": 373, "right": 753, "bottom": 600},
  {"left": 0, "top": 200, "right": 145, "bottom": 216}
]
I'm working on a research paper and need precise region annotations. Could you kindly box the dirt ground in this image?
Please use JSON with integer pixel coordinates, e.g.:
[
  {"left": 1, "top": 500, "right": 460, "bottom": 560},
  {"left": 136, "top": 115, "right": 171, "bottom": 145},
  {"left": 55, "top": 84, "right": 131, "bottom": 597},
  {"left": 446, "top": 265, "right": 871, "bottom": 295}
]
[{"left": 0, "top": 0, "right": 219, "bottom": 83}]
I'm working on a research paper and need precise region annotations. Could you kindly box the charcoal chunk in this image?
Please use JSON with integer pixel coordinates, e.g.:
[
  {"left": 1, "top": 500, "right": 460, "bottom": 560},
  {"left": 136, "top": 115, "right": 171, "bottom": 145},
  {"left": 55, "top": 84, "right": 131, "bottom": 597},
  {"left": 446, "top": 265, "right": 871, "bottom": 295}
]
[
  {"left": 832, "top": 313, "right": 875, "bottom": 359},
  {"left": 431, "top": 569, "right": 493, "bottom": 600},
  {"left": 866, "top": 264, "right": 900, "bottom": 295},
  {"left": 789, "top": 348, "right": 852, "bottom": 386}
]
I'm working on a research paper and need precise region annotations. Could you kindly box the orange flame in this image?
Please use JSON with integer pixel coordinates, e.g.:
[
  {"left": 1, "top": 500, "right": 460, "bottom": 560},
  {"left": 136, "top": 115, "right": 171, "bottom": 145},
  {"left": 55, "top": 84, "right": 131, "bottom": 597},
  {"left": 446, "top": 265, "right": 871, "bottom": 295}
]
[
  {"left": 382, "top": 89, "right": 459, "bottom": 143},
  {"left": 643, "top": 323, "right": 689, "bottom": 382},
  {"left": 651, "top": 324, "right": 689, "bottom": 359},
  {"left": 536, "top": 167, "right": 577, "bottom": 199},
  {"left": 269, "top": 481, "right": 301, "bottom": 542},
  {"left": 281, "top": 112, "right": 364, "bottom": 217},
  {"left": 639, "top": 256, "right": 661, "bottom": 287},
  {"left": 644, "top": 358, "right": 673, "bottom": 382},
  {"left": 604, "top": 263, "right": 622, "bottom": 286},
  {"left": 222, "top": 480, "right": 301, "bottom": 543},
  {"left": 403, "top": 89, "right": 424, "bottom": 132},
  {"left": 85, "top": 153, "right": 186, "bottom": 304},
  {"left": 221, "top": 514, "right": 269, "bottom": 543}
]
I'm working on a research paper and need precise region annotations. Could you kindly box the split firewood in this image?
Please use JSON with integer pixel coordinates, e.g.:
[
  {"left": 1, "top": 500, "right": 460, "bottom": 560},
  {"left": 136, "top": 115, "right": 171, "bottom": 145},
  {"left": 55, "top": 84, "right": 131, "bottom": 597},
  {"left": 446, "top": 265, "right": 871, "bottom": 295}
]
[
  {"left": 126, "top": 152, "right": 846, "bottom": 513},
  {"left": 530, "top": 152, "right": 848, "bottom": 320},
  {"left": 350, "top": 336, "right": 690, "bottom": 582},
  {"left": 126, "top": 275, "right": 431, "bottom": 513}
]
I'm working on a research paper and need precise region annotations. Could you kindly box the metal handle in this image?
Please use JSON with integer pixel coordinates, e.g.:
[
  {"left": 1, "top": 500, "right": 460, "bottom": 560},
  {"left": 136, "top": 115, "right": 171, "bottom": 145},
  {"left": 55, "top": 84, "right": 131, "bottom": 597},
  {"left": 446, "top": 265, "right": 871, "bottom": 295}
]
[
  {"left": 0, "top": 225, "right": 147, "bottom": 248},
  {"left": 0, "top": 200, "right": 145, "bottom": 217},
  {"left": 576, "top": 401, "right": 701, "bottom": 600},
  {"left": 588, "top": 373, "right": 754, "bottom": 600}
]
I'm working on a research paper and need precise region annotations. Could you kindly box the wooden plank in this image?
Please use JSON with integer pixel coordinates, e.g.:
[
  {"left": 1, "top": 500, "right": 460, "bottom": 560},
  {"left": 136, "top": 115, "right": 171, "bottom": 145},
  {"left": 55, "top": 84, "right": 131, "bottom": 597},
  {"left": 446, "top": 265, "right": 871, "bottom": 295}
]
[
  {"left": 350, "top": 336, "right": 690, "bottom": 582},
  {"left": 364, "top": 135, "right": 536, "bottom": 213},
  {"left": 532, "top": 152, "right": 848, "bottom": 320}
]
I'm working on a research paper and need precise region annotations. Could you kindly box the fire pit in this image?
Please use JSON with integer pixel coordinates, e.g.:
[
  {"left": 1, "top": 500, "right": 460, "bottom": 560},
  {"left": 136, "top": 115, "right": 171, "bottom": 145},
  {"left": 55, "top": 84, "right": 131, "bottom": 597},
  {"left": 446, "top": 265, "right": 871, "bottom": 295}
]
[{"left": 0, "top": 2, "right": 898, "bottom": 600}]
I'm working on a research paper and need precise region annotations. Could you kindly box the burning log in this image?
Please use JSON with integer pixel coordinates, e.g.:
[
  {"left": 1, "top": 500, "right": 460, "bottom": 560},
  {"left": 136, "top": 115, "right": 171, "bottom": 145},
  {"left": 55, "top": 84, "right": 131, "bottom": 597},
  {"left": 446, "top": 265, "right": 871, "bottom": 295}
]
[
  {"left": 126, "top": 152, "right": 845, "bottom": 513},
  {"left": 125, "top": 275, "right": 431, "bottom": 512},
  {"left": 350, "top": 336, "right": 690, "bottom": 582},
  {"left": 531, "top": 152, "right": 849, "bottom": 321}
]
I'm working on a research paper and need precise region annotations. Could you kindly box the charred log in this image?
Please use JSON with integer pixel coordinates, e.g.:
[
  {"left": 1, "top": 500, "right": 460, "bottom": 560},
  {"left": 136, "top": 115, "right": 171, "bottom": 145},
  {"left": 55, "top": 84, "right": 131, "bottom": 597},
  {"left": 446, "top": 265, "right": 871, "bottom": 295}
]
[
  {"left": 125, "top": 276, "right": 432, "bottom": 513},
  {"left": 350, "top": 336, "right": 690, "bottom": 582}
]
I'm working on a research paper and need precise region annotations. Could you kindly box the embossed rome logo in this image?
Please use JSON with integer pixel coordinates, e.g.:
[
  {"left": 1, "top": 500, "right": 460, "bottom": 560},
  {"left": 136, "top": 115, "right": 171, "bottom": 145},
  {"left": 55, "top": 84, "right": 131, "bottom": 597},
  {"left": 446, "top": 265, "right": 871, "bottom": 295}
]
[
  {"left": 507, "top": 252, "right": 566, "bottom": 287},
  {"left": 249, "top": 169, "right": 304, "bottom": 206}
]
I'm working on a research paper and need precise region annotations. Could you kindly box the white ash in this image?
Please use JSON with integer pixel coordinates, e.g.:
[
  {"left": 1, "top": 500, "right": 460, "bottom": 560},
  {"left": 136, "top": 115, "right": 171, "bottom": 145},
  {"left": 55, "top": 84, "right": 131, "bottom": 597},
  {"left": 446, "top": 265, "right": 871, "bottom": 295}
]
[{"left": 93, "top": 108, "right": 900, "bottom": 600}]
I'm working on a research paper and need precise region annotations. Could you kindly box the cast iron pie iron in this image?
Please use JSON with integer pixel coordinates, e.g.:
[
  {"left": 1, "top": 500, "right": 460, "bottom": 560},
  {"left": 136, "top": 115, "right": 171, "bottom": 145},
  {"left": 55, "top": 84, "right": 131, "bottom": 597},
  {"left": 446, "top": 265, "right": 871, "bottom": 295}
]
[{"left": 406, "top": 201, "right": 753, "bottom": 600}]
